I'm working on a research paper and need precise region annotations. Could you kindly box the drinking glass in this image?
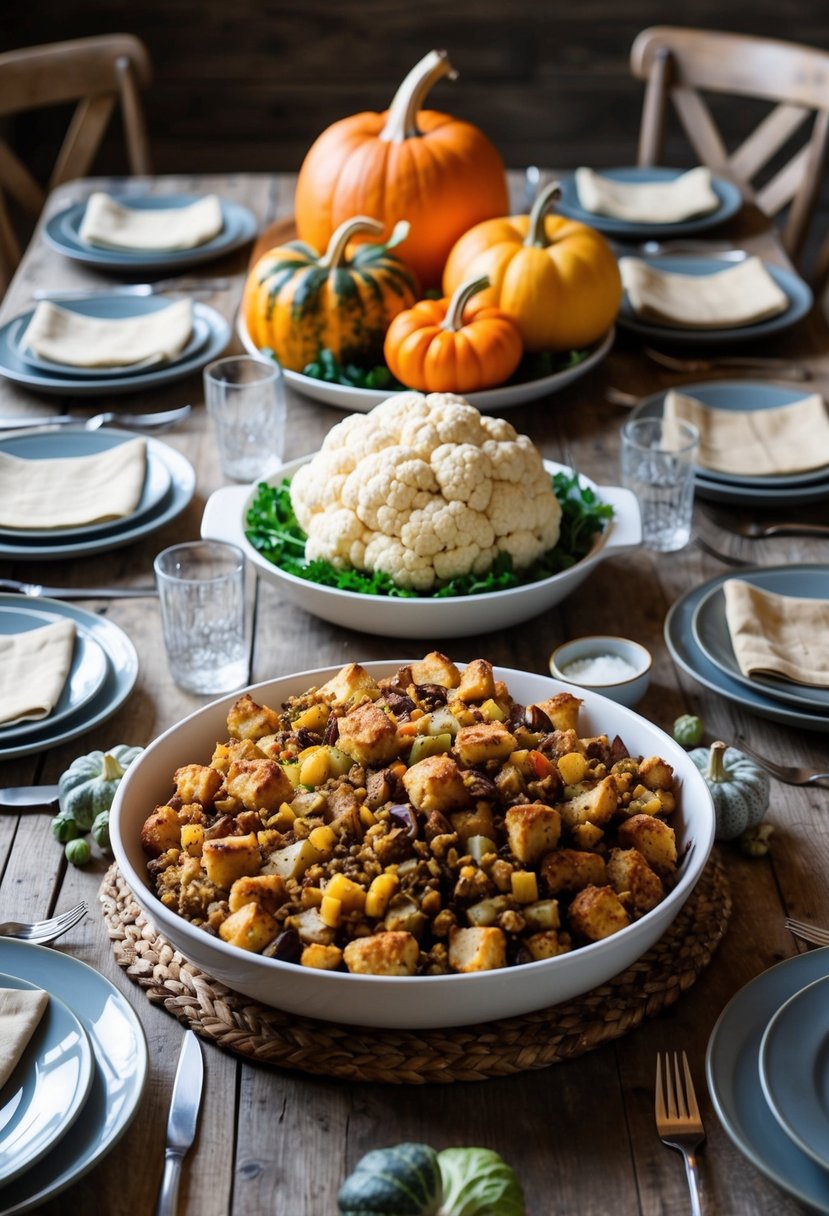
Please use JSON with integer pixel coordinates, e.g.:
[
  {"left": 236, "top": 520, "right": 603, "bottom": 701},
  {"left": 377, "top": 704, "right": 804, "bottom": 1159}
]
[
  {"left": 204, "top": 355, "right": 285, "bottom": 482},
  {"left": 154, "top": 541, "right": 249, "bottom": 694},
  {"left": 620, "top": 417, "right": 699, "bottom": 552}
]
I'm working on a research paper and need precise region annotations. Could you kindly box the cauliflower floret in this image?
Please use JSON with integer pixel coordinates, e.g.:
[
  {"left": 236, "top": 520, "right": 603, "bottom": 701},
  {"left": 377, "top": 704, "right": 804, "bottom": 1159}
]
[
  {"left": 342, "top": 448, "right": 438, "bottom": 535},
  {"left": 304, "top": 508, "right": 369, "bottom": 569},
  {"left": 290, "top": 450, "right": 357, "bottom": 533},
  {"left": 431, "top": 442, "right": 493, "bottom": 512},
  {"left": 363, "top": 535, "right": 436, "bottom": 592}
]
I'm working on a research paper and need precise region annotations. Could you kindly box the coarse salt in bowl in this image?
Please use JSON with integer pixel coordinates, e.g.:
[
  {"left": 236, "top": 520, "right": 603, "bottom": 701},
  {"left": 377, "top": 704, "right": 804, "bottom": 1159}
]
[{"left": 549, "top": 635, "right": 652, "bottom": 708}]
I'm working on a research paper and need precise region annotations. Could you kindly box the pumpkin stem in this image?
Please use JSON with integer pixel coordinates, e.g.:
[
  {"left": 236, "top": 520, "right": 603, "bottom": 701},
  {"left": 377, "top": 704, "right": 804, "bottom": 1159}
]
[
  {"left": 101, "top": 751, "right": 126, "bottom": 782},
  {"left": 380, "top": 49, "right": 458, "bottom": 143},
  {"left": 320, "top": 216, "right": 385, "bottom": 268},
  {"left": 526, "top": 180, "right": 563, "bottom": 248},
  {"left": 441, "top": 274, "right": 490, "bottom": 331},
  {"left": 706, "top": 741, "right": 731, "bottom": 784}
]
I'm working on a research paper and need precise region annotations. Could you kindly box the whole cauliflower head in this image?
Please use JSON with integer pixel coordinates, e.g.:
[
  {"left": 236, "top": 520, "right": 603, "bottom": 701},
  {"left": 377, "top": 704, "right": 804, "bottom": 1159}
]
[{"left": 292, "top": 394, "right": 562, "bottom": 591}]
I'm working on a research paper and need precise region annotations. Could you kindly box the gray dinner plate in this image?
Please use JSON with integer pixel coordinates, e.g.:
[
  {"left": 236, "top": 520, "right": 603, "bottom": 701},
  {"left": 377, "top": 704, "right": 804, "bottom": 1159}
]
[
  {"left": 556, "top": 167, "right": 743, "bottom": 238},
  {"left": 44, "top": 192, "right": 258, "bottom": 272},
  {"left": 0, "top": 603, "right": 108, "bottom": 742},
  {"left": 0, "top": 429, "right": 171, "bottom": 541},
  {"left": 0, "top": 296, "right": 229, "bottom": 396},
  {"left": 692, "top": 571, "right": 829, "bottom": 712},
  {"left": 707, "top": 948, "right": 829, "bottom": 1214},
  {"left": 0, "top": 429, "right": 194, "bottom": 561},
  {"left": 0, "top": 595, "right": 138, "bottom": 761},
  {"left": 16, "top": 310, "right": 211, "bottom": 379},
  {"left": 0, "top": 940, "right": 147, "bottom": 1215},
  {"left": 664, "top": 564, "right": 829, "bottom": 733},
  {"left": 760, "top": 974, "right": 829, "bottom": 1171},
  {"left": 616, "top": 256, "right": 813, "bottom": 345}
]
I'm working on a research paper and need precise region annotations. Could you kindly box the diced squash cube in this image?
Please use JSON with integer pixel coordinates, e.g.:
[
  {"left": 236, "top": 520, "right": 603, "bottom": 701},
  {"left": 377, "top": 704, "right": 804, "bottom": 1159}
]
[
  {"left": 480, "top": 698, "right": 506, "bottom": 722},
  {"left": 180, "top": 822, "right": 204, "bottom": 858},
  {"left": 557, "top": 751, "right": 589, "bottom": 785},
  {"left": 299, "top": 747, "right": 331, "bottom": 787},
  {"left": 320, "top": 894, "right": 342, "bottom": 928},
  {"left": 292, "top": 702, "right": 330, "bottom": 733},
  {"left": 511, "top": 870, "right": 539, "bottom": 903},
  {"left": 308, "top": 825, "right": 336, "bottom": 857},
  {"left": 324, "top": 873, "right": 366, "bottom": 913},
  {"left": 365, "top": 872, "right": 399, "bottom": 918}
]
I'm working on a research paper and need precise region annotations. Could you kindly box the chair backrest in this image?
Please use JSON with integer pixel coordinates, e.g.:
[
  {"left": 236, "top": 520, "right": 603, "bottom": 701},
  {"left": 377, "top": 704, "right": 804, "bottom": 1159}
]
[
  {"left": 630, "top": 26, "right": 829, "bottom": 268},
  {"left": 0, "top": 34, "right": 153, "bottom": 289}
]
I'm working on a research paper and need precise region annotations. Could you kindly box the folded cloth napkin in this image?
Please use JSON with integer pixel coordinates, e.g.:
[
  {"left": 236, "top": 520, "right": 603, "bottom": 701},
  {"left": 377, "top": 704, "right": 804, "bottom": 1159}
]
[
  {"left": 79, "top": 191, "right": 224, "bottom": 250},
  {"left": 619, "top": 256, "right": 789, "bottom": 329},
  {"left": 664, "top": 389, "right": 829, "bottom": 476},
  {"left": 0, "top": 437, "right": 147, "bottom": 530},
  {"left": 22, "top": 298, "right": 193, "bottom": 369},
  {"left": 574, "top": 166, "right": 719, "bottom": 223},
  {"left": 724, "top": 579, "right": 829, "bottom": 688},
  {"left": 0, "top": 620, "right": 76, "bottom": 726},
  {"left": 0, "top": 989, "right": 48, "bottom": 1091}
]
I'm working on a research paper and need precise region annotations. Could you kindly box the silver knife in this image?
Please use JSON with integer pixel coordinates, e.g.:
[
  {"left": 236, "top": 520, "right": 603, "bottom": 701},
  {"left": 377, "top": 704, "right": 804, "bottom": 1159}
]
[
  {"left": 0, "top": 785, "right": 60, "bottom": 808},
  {"left": 0, "top": 580, "right": 158, "bottom": 599},
  {"left": 156, "top": 1030, "right": 204, "bottom": 1216},
  {"left": 33, "top": 277, "right": 232, "bottom": 301}
]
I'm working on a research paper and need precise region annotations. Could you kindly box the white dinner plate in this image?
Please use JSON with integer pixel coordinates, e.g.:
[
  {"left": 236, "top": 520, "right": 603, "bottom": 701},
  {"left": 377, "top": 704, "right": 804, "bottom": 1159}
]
[
  {"left": 0, "top": 604, "right": 109, "bottom": 742},
  {"left": 555, "top": 166, "right": 743, "bottom": 238},
  {"left": 760, "top": 974, "right": 829, "bottom": 1171},
  {"left": 616, "top": 256, "right": 813, "bottom": 345},
  {"left": 237, "top": 311, "right": 615, "bottom": 413},
  {"left": 0, "top": 940, "right": 147, "bottom": 1215},
  {"left": 0, "top": 429, "right": 195, "bottom": 562},
  {"left": 44, "top": 192, "right": 258, "bottom": 272},
  {"left": 16, "top": 311, "right": 211, "bottom": 379},
  {"left": 0, "top": 430, "right": 172, "bottom": 542},
  {"left": 0, "top": 975, "right": 94, "bottom": 1186},
  {"left": 707, "top": 948, "right": 829, "bottom": 1214},
  {"left": 691, "top": 573, "right": 829, "bottom": 713},
  {"left": 0, "top": 596, "right": 139, "bottom": 761}
]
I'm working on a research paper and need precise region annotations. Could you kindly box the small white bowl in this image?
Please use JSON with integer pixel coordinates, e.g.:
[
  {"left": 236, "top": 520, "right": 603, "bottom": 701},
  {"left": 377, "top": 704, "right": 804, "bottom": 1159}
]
[{"left": 549, "top": 635, "right": 653, "bottom": 708}]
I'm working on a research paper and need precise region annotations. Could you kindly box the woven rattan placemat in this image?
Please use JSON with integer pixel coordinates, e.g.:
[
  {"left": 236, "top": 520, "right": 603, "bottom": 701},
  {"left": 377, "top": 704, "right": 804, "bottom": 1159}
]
[{"left": 100, "top": 855, "right": 730, "bottom": 1084}]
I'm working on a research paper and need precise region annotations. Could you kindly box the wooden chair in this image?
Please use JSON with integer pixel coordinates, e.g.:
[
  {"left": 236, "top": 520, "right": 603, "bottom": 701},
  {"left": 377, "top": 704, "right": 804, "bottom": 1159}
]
[
  {"left": 630, "top": 26, "right": 829, "bottom": 274},
  {"left": 0, "top": 34, "right": 153, "bottom": 290}
]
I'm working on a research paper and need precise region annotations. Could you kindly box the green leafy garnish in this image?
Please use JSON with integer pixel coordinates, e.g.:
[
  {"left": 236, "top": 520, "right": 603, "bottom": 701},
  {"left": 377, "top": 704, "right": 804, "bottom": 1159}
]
[{"left": 245, "top": 470, "right": 613, "bottom": 599}]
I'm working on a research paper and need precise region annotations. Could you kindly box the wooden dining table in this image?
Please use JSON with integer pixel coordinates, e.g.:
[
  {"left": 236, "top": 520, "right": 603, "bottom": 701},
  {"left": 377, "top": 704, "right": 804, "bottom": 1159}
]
[{"left": 1, "top": 170, "right": 828, "bottom": 1216}]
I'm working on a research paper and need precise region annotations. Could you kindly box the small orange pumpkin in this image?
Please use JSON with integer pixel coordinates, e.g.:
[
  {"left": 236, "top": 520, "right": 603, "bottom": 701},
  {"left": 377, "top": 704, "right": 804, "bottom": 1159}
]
[
  {"left": 442, "top": 181, "right": 622, "bottom": 351},
  {"left": 383, "top": 274, "right": 523, "bottom": 393},
  {"left": 295, "top": 50, "right": 509, "bottom": 290}
]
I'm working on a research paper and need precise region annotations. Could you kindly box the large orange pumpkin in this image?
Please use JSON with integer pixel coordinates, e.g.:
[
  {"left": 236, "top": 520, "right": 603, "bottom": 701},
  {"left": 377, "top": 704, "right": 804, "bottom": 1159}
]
[
  {"left": 442, "top": 181, "right": 622, "bottom": 351},
  {"left": 294, "top": 50, "right": 509, "bottom": 290}
]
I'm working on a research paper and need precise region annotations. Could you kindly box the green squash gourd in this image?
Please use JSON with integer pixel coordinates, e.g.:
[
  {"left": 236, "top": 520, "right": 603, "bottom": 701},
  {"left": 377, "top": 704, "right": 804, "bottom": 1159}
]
[
  {"left": 689, "top": 740, "right": 770, "bottom": 842},
  {"left": 58, "top": 745, "right": 142, "bottom": 830}
]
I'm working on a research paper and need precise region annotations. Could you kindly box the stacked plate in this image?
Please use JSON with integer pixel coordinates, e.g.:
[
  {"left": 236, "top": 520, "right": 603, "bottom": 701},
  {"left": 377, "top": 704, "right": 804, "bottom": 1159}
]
[
  {"left": 0, "top": 595, "right": 139, "bottom": 760},
  {"left": 0, "top": 428, "right": 195, "bottom": 562},
  {"left": 0, "top": 939, "right": 147, "bottom": 1212},
  {"left": 707, "top": 947, "right": 829, "bottom": 1213},
  {"left": 630, "top": 382, "right": 829, "bottom": 507},
  {"left": 0, "top": 293, "right": 230, "bottom": 397},
  {"left": 665, "top": 565, "right": 829, "bottom": 733}
]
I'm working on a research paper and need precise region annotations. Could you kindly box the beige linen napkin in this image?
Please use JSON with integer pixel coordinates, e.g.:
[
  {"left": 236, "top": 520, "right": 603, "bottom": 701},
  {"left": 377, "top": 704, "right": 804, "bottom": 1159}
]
[
  {"left": 0, "top": 989, "right": 48, "bottom": 1090},
  {"left": 0, "top": 620, "right": 76, "bottom": 726},
  {"left": 619, "top": 256, "right": 789, "bottom": 329},
  {"left": 664, "top": 389, "right": 829, "bottom": 476},
  {"left": 0, "top": 437, "right": 147, "bottom": 529},
  {"left": 79, "top": 191, "right": 224, "bottom": 250},
  {"left": 22, "top": 299, "right": 193, "bottom": 369},
  {"left": 724, "top": 579, "right": 829, "bottom": 688},
  {"left": 574, "top": 166, "right": 719, "bottom": 223}
]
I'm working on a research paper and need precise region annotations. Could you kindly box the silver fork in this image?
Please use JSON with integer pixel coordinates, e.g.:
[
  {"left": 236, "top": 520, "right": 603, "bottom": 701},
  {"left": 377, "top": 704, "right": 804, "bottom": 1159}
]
[
  {"left": 734, "top": 737, "right": 829, "bottom": 787},
  {"left": 0, "top": 403, "right": 192, "bottom": 432},
  {"left": 692, "top": 535, "right": 751, "bottom": 567},
  {"left": 785, "top": 917, "right": 829, "bottom": 946},
  {"left": 719, "top": 519, "right": 829, "bottom": 540},
  {"left": 643, "top": 346, "right": 812, "bottom": 381},
  {"left": 0, "top": 901, "right": 87, "bottom": 945},
  {"left": 655, "top": 1051, "right": 705, "bottom": 1216},
  {"left": 0, "top": 578, "right": 157, "bottom": 599}
]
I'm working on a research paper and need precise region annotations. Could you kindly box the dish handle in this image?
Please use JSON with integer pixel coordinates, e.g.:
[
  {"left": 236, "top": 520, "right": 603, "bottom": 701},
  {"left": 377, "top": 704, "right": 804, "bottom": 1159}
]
[
  {"left": 200, "top": 485, "right": 251, "bottom": 546},
  {"left": 597, "top": 485, "right": 642, "bottom": 554}
]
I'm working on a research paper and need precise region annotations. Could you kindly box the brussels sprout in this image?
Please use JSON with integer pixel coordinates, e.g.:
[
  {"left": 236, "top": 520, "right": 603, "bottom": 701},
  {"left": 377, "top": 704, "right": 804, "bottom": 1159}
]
[
  {"left": 65, "top": 837, "right": 92, "bottom": 867},
  {"left": 673, "top": 714, "right": 704, "bottom": 747},
  {"left": 438, "top": 1147, "right": 525, "bottom": 1216},
  {"left": 91, "top": 809, "right": 111, "bottom": 852},
  {"left": 51, "top": 810, "right": 79, "bottom": 843}
]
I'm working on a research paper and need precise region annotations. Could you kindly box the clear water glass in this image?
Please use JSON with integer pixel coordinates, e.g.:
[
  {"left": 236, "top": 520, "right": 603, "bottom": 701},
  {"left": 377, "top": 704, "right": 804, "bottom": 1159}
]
[
  {"left": 204, "top": 354, "right": 285, "bottom": 482},
  {"left": 620, "top": 416, "right": 699, "bottom": 552},
  {"left": 154, "top": 541, "right": 249, "bottom": 694}
]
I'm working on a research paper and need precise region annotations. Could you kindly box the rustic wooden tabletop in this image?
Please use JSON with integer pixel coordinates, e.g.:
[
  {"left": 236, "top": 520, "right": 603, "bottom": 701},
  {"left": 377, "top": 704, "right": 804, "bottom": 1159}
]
[{"left": 0, "top": 172, "right": 827, "bottom": 1216}]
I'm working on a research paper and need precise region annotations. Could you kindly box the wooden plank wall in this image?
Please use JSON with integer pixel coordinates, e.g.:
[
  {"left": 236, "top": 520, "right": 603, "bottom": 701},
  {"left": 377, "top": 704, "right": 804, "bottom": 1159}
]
[{"left": 7, "top": 0, "right": 829, "bottom": 177}]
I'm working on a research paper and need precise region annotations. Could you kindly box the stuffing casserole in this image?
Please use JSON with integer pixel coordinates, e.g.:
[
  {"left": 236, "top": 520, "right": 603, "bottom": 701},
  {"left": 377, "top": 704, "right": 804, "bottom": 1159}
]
[{"left": 141, "top": 654, "right": 680, "bottom": 976}]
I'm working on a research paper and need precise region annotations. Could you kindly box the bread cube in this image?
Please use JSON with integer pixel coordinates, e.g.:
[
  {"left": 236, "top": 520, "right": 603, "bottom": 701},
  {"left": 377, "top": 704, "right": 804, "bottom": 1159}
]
[
  {"left": 540, "top": 848, "right": 606, "bottom": 895},
  {"left": 300, "top": 943, "right": 343, "bottom": 970},
  {"left": 318, "top": 662, "right": 380, "bottom": 706},
  {"left": 559, "top": 775, "right": 619, "bottom": 829},
  {"left": 524, "top": 930, "right": 571, "bottom": 961},
  {"left": 453, "top": 721, "right": 517, "bottom": 766},
  {"left": 228, "top": 873, "right": 287, "bottom": 915},
  {"left": 226, "top": 693, "right": 281, "bottom": 740},
  {"left": 403, "top": 754, "right": 468, "bottom": 812},
  {"left": 456, "top": 659, "right": 497, "bottom": 703},
  {"left": 343, "top": 930, "right": 419, "bottom": 976},
  {"left": 409, "top": 651, "right": 461, "bottom": 688},
  {"left": 173, "top": 763, "right": 223, "bottom": 807},
  {"left": 529, "top": 692, "right": 582, "bottom": 732},
  {"left": 226, "top": 758, "right": 294, "bottom": 812},
  {"left": 218, "top": 901, "right": 277, "bottom": 952},
  {"left": 451, "top": 804, "right": 496, "bottom": 843},
  {"left": 202, "top": 832, "right": 261, "bottom": 889},
  {"left": 568, "top": 885, "right": 630, "bottom": 941},
  {"left": 638, "top": 756, "right": 675, "bottom": 791},
  {"left": 141, "top": 805, "right": 181, "bottom": 856},
  {"left": 209, "top": 737, "right": 262, "bottom": 774},
  {"left": 448, "top": 926, "right": 507, "bottom": 973},
  {"left": 606, "top": 847, "right": 664, "bottom": 913},
  {"left": 336, "top": 700, "right": 400, "bottom": 766},
  {"left": 505, "top": 804, "right": 562, "bottom": 864},
  {"left": 617, "top": 814, "right": 677, "bottom": 876}
]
